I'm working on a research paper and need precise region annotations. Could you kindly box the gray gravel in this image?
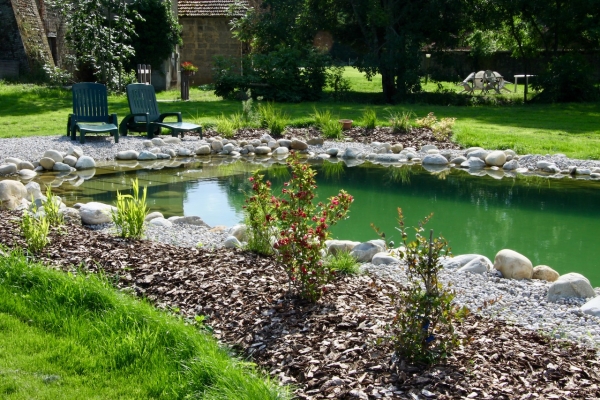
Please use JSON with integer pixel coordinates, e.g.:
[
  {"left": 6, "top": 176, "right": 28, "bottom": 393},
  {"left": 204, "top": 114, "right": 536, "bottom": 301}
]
[{"left": 363, "top": 262, "right": 600, "bottom": 350}]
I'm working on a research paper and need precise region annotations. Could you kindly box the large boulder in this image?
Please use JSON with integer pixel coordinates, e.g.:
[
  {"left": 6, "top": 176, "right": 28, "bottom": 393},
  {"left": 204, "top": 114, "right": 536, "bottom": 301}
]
[
  {"left": 43, "top": 149, "right": 63, "bottom": 163},
  {"left": 532, "top": 265, "right": 560, "bottom": 282},
  {"left": 116, "top": 150, "right": 139, "bottom": 160},
  {"left": 0, "top": 180, "right": 27, "bottom": 210},
  {"left": 25, "top": 182, "right": 44, "bottom": 200},
  {"left": 372, "top": 252, "right": 400, "bottom": 265},
  {"left": 79, "top": 202, "right": 117, "bottom": 225},
  {"left": 457, "top": 256, "right": 490, "bottom": 275},
  {"left": 422, "top": 154, "right": 449, "bottom": 165},
  {"left": 75, "top": 156, "right": 96, "bottom": 170},
  {"left": 581, "top": 297, "right": 600, "bottom": 317},
  {"left": 173, "top": 216, "right": 209, "bottom": 227},
  {"left": 547, "top": 273, "right": 596, "bottom": 302},
  {"left": 195, "top": 145, "right": 211, "bottom": 155},
  {"left": 326, "top": 240, "right": 361, "bottom": 255},
  {"left": 493, "top": 249, "right": 533, "bottom": 280},
  {"left": 39, "top": 157, "right": 56, "bottom": 170},
  {"left": 0, "top": 164, "right": 17, "bottom": 176},
  {"left": 350, "top": 241, "right": 385, "bottom": 263},
  {"left": 442, "top": 254, "right": 492, "bottom": 270},
  {"left": 290, "top": 139, "right": 308, "bottom": 150},
  {"left": 229, "top": 224, "right": 248, "bottom": 241},
  {"left": 485, "top": 150, "right": 507, "bottom": 167}
]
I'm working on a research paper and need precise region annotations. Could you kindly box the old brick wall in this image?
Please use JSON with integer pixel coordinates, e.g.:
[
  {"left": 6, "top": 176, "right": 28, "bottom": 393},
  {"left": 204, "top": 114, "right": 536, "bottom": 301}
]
[
  {"left": 0, "top": 0, "right": 53, "bottom": 76},
  {"left": 180, "top": 16, "right": 242, "bottom": 85}
]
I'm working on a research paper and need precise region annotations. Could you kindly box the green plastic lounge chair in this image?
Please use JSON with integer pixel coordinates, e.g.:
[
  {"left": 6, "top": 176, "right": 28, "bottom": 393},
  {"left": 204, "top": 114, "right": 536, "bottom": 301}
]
[
  {"left": 119, "top": 83, "right": 202, "bottom": 139},
  {"left": 67, "top": 83, "right": 119, "bottom": 144}
]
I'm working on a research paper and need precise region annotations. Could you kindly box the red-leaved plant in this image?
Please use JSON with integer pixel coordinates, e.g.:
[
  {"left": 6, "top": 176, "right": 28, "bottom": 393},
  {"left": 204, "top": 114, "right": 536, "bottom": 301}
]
[{"left": 245, "top": 153, "right": 353, "bottom": 301}]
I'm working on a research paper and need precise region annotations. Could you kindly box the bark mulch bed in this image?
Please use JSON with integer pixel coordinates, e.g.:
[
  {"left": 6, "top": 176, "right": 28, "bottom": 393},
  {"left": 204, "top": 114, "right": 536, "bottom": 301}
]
[
  {"left": 201, "top": 126, "right": 462, "bottom": 152},
  {"left": 1, "top": 212, "right": 598, "bottom": 399}
]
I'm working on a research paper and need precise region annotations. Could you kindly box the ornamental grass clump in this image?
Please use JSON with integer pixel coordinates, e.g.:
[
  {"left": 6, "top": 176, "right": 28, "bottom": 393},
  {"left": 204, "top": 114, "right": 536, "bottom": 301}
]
[
  {"left": 384, "top": 208, "right": 467, "bottom": 366},
  {"left": 312, "top": 108, "right": 342, "bottom": 139},
  {"left": 388, "top": 110, "right": 414, "bottom": 133},
  {"left": 258, "top": 102, "right": 288, "bottom": 136},
  {"left": 112, "top": 178, "right": 149, "bottom": 239},
  {"left": 361, "top": 108, "right": 377, "bottom": 130},
  {"left": 245, "top": 153, "right": 353, "bottom": 301}
]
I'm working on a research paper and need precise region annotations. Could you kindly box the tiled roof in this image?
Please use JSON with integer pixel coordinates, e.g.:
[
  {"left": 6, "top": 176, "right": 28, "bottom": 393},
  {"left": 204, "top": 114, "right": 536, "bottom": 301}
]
[{"left": 178, "top": 0, "right": 249, "bottom": 17}]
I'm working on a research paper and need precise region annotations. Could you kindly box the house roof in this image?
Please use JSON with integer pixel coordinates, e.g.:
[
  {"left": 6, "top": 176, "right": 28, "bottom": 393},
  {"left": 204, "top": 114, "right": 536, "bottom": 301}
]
[{"left": 178, "top": 0, "right": 249, "bottom": 17}]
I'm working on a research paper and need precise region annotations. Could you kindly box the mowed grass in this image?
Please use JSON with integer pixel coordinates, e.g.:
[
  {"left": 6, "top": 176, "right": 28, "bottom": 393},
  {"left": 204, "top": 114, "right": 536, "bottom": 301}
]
[
  {"left": 0, "top": 247, "right": 288, "bottom": 400},
  {"left": 1, "top": 68, "right": 600, "bottom": 158}
]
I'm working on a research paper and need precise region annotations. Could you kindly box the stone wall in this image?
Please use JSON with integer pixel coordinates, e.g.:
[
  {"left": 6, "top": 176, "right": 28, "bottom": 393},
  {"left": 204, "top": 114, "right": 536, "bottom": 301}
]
[
  {"left": 179, "top": 16, "right": 242, "bottom": 85},
  {"left": 0, "top": 0, "right": 53, "bottom": 75}
]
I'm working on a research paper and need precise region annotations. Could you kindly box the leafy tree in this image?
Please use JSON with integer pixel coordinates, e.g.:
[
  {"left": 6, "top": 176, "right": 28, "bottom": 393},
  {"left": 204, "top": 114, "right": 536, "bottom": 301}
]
[
  {"left": 129, "top": 0, "right": 182, "bottom": 73},
  {"left": 49, "top": 0, "right": 138, "bottom": 91}
]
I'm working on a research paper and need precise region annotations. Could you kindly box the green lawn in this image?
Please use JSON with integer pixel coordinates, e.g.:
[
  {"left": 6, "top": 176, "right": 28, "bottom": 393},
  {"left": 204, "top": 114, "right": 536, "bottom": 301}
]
[
  {"left": 0, "top": 247, "right": 287, "bottom": 400},
  {"left": 1, "top": 68, "right": 600, "bottom": 159}
]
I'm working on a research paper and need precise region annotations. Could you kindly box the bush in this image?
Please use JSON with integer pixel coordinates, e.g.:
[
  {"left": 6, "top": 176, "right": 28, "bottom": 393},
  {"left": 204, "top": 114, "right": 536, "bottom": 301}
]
[
  {"left": 216, "top": 114, "right": 236, "bottom": 138},
  {"left": 415, "top": 112, "right": 456, "bottom": 141},
  {"left": 325, "top": 65, "right": 351, "bottom": 101},
  {"left": 324, "top": 250, "right": 360, "bottom": 275},
  {"left": 384, "top": 209, "right": 466, "bottom": 366},
  {"left": 321, "top": 119, "right": 343, "bottom": 139},
  {"left": 213, "top": 47, "right": 330, "bottom": 102},
  {"left": 245, "top": 154, "right": 353, "bottom": 301},
  {"left": 112, "top": 178, "right": 149, "bottom": 239},
  {"left": 532, "top": 54, "right": 599, "bottom": 103}
]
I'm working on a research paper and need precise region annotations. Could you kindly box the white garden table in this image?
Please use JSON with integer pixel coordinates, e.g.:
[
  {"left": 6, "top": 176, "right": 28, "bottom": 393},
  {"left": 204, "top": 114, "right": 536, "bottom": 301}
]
[{"left": 514, "top": 74, "right": 535, "bottom": 92}]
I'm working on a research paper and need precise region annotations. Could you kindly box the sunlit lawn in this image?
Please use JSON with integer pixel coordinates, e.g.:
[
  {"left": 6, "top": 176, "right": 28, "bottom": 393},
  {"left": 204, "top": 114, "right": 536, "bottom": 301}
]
[{"left": 1, "top": 68, "right": 600, "bottom": 158}]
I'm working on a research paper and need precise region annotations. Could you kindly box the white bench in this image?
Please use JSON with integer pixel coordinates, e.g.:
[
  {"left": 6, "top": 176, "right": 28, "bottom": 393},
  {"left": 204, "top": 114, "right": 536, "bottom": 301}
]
[{"left": 514, "top": 74, "right": 535, "bottom": 92}]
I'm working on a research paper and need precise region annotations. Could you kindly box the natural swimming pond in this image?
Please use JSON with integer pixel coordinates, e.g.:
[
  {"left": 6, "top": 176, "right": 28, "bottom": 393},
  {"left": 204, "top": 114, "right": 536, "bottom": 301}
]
[{"left": 51, "top": 159, "right": 600, "bottom": 286}]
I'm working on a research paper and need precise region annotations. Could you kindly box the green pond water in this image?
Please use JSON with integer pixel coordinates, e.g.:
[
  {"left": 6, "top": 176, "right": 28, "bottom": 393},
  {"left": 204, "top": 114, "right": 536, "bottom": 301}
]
[{"left": 49, "top": 159, "right": 600, "bottom": 287}]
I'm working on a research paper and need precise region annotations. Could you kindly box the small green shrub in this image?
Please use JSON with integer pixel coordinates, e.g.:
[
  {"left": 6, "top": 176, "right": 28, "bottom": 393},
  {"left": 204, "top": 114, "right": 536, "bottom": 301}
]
[
  {"left": 383, "top": 208, "right": 466, "bottom": 366},
  {"left": 361, "top": 108, "right": 377, "bottom": 130},
  {"left": 258, "top": 103, "right": 288, "bottom": 136},
  {"left": 431, "top": 117, "right": 456, "bottom": 141},
  {"left": 241, "top": 94, "right": 260, "bottom": 127},
  {"left": 325, "top": 65, "right": 351, "bottom": 101},
  {"left": 20, "top": 205, "right": 50, "bottom": 253},
  {"left": 216, "top": 114, "right": 236, "bottom": 138},
  {"left": 324, "top": 250, "right": 360, "bottom": 275},
  {"left": 388, "top": 110, "right": 414, "bottom": 133},
  {"left": 244, "top": 174, "right": 276, "bottom": 256},
  {"left": 42, "top": 186, "right": 64, "bottom": 227},
  {"left": 415, "top": 112, "right": 437, "bottom": 129},
  {"left": 112, "top": 178, "right": 149, "bottom": 240}
]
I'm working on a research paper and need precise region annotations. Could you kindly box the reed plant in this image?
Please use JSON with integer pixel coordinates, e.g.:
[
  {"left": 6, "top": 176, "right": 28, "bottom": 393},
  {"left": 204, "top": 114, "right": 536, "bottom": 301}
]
[
  {"left": 42, "top": 185, "right": 64, "bottom": 226},
  {"left": 20, "top": 203, "right": 50, "bottom": 253},
  {"left": 258, "top": 102, "right": 288, "bottom": 136},
  {"left": 361, "top": 108, "right": 377, "bottom": 129},
  {"left": 216, "top": 114, "right": 236, "bottom": 138},
  {"left": 324, "top": 250, "right": 360, "bottom": 275},
  {"left": 321, "top": 118, "right": 343, "bottom": 139},
  {"left": 112, "top": 178, "right": 149, "bottom": 239},
  {"left": 389, "top": 110, "right": 415, "bottom": 133}
]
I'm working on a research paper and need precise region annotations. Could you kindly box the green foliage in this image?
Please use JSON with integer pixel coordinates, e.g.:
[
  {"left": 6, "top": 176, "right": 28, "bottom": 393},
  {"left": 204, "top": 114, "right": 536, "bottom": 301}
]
[
  {"left": 42, "top": 186, "right": 64, "bottom": 227},
  {"left": 49, "top": 0, "right": 138, "bottom": 92},
  {"left": 321, "top": 119, "right": 343, "bottom": 139},
  {"left": 416, "top": 112, "right": 456, "bottom": 141},
  {"left": 361, "top": 108, "right": 377, "bottom": 129},
  {"left": 382, "top": 209, "right": 465, "bottom": 366},
  {"left": 42, "top": 64, "right": 74, "bottom": 87},
  {"left": 532, "top": 54, "right": 599, "bottom": 103},
  {"left": 0, "top": 247, "right": 289, "bottom": 399},
  {"left": 244, "top": 174, "right": 276, "bottom": 256},
  {"left": 388, "top": 110, "right": 414, "bottom": 133},
  {"left": 112, "top": 178, "right": 149, "bottom": 239},
  {"left": 257, "top": 103, "right": 288, "bottom": 136},
  {"left": 325, "top": 66, "right": 351, "bottom": 101},
  {"left": 20, "top": 205, "right": 50, "bottom": 253},
  {"left": 324, "top": 250, "right": 360, "bottom": 275},
  {"left": 215, "top": 114, "right": 236, "bottom": 138},
  {"left": 245, "top": 154, "right": 354, "bottom": 301},
  {"left": 312, "top": 107, "right": 334, "bottom": 128},
  {"left": 213, "top": 47, "right": 330, "bottom": 102}
]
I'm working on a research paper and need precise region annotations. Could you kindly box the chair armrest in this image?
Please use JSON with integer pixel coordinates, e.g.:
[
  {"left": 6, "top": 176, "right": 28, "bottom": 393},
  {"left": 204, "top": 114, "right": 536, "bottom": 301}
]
[
  {"left": 109, "top": 113, "right": 118, "bottom": 125},
  {"left": 159, "top": 112, "right": 182, "bottom": 123}
]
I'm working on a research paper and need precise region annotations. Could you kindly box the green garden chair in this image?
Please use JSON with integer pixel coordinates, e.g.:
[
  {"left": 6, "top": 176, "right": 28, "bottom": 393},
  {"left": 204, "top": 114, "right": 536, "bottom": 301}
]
[
  {"left": 119, "top": 83, "right": 202, "bottom": 139},
  {"left": 67, "top": 83, "right": 119, "bottom": 144}
]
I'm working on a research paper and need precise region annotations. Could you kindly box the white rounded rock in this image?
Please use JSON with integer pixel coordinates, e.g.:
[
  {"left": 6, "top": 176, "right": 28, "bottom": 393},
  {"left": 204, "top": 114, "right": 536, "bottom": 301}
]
[
  {"left": 149, "top": 217, "right": 173, "bottom": 227},
  {"left": 145, "top": 211, "right": 164, "bottom": 222},
  {"left": 195, "top": 145, "right": 211, "bottom": 155},
  {"left": 372, "top": 252, "right": 400, "bottom": 265},
  {"left": 43, "top": 149, "right": 63, "bottom": 163},
  {"left": 39, "top": 157, "right": 56, "bottom": 170},
  {"left": 229, "top": 224, "right": 248, "bottom": 241},
  {"left": 532, "top": 265, "right": 559, "bottom": 282},
  {"left": 224, "top": 235, "right": 242, "bottom": 248},
  {"left": 0, "top": 180, "right": 27, "bottom": 210},
  {"left": 457, "top": 257, "right": 489, "bottom": 275},
  {"left": 581, "top": 297, "right": 600, "bottom": 317},
  {"left": 116, "top": 150, "right": 139, "bottom": 160},
  {"left": 493, "top": 249, "right": 533, "bottom": 280},
  {"left": 422, "top": 154, "right": 449, "bottom": 165},
  {"left": 79, "top": 202, "right": 117, "bottom": 225},
  {"left": 547, "top": 273, "right": 596, "bottom": 302},
  {"left": 326, "top": 240, "right": 361, "bottom": 255},
  {"left": 0, "top": 164, "right": 17, "bottom": 175},
  {"left": 273, "top": 147, "right": 289, "bottom": 156},
  {"left": 350, "top": 241, "right": 385, "bottom": 263},
  {"left": 290, "top": 139, "right": 308, "bottom": 150},
  {"left": 485, "top": 150, "right": 507, "bottom": 167},
  {"left": 75, "top": 156, "right": 96, "bottom": 170}
]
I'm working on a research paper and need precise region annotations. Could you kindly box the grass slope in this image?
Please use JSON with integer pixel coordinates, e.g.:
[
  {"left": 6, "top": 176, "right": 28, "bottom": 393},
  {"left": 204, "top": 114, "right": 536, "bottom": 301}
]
[
  {"left": 0, "top": 247, "right": 287, "bottom": 400},
  {"left": 1, "top": 69, "right": 600, "bottom": 158}
]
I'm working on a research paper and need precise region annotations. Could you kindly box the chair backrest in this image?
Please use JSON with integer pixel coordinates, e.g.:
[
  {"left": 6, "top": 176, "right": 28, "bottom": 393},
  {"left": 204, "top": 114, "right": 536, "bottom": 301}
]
[
  {"left": 126, "top": 83, "right": 160, "bottom": 123},
  {"left": 463, "top": 72, "right": 475, "bottom": 83},
  {"left": 72, "top": 83, "right": 110, "bottom": 123}
]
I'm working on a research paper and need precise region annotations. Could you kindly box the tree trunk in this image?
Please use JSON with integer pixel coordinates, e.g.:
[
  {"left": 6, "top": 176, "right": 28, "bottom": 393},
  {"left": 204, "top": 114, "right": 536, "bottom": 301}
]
[{"left": 381, "top": 68, "right": 395, "bottom": 103}]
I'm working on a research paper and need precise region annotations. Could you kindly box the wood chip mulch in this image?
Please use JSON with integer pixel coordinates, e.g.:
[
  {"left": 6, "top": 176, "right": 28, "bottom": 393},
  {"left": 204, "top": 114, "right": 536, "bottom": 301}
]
[
  {"left": 1, "top": 211, "right": 599, "bottom": 399},
  {"left": 201, "top": 126, "right": 462, "bottom": 151}
]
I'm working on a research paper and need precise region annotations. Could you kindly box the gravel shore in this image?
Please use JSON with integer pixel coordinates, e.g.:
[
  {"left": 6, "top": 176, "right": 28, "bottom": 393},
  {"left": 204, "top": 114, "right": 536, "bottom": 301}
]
[{"left": 2, "top": 134, "right": 600, "bottom": 350}]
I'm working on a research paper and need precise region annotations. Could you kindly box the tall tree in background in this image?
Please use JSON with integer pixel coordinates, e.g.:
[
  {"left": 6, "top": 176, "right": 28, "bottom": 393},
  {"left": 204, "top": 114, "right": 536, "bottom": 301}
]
[
  {"left": 305, "top": 0, "right": 468, "bottom": 102},
  {"left": 129, "top": 0, "right": 182, "bottom": 73}
]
